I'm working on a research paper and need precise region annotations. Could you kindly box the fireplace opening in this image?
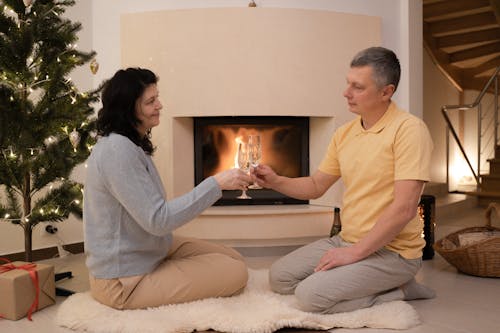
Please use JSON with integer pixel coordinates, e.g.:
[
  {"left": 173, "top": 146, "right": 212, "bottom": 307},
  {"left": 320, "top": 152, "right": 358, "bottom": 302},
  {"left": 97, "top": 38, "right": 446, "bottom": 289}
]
[{"left": 194, "top": 116, "right": 309, "bottom": 205}]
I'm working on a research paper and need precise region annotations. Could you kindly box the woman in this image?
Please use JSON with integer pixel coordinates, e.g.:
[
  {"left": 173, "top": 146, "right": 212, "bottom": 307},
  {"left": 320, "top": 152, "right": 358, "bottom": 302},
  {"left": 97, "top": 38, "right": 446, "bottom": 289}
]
[{"left": 83, "top": 68, "right": 251, "bottom": 310}]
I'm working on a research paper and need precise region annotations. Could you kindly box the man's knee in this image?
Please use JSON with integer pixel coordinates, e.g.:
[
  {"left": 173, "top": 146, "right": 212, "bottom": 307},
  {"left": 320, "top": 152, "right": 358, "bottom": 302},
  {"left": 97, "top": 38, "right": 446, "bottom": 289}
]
[
  {"left": 268, "top": 262, "right": 296, "bottom": 294},
  {"left": 295, "top": 278, "right": 341, "bottom": 313}
]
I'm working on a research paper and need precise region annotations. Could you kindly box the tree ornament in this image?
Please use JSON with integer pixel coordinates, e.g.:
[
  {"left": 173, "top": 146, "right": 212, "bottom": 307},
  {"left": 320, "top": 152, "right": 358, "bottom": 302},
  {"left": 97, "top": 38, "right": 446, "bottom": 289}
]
[
  {"left": 90, "top": 59, "right": 99, "bottom": 74},
  {"left": 69, "top": 128, "right": 81, "bottom": 149}
]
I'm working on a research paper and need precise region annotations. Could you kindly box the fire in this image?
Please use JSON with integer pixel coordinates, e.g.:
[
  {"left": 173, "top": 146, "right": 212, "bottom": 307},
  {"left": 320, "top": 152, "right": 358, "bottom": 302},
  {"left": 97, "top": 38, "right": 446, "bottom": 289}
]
[
  {"left": 234, "top": 136, "right": 243, "bottom": 168},
  {"left": 202, "top": 125, "right": 300, "bottom": 178}
]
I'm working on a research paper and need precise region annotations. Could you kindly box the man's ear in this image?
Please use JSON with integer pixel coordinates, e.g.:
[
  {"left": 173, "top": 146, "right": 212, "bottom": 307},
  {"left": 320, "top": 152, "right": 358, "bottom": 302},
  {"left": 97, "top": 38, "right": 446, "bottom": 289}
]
[{"left": 381, "top": 84, "right": 395, "bottom": 100}]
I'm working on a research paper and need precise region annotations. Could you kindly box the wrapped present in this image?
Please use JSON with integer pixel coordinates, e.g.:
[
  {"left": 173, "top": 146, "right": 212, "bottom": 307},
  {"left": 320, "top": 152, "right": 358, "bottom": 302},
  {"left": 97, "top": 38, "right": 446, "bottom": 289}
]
[{"left": 0, "top": 260, "right": 56, "bottom": 321}]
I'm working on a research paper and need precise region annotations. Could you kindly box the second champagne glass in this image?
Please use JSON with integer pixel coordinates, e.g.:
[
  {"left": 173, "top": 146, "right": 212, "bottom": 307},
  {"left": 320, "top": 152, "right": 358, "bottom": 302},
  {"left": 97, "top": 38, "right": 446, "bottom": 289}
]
[
  {"left": 236, "top": 142, "right": 251, "bottom": 199},
  {"left": 248, "top": 134, "right": 262, "bottom": 189}
]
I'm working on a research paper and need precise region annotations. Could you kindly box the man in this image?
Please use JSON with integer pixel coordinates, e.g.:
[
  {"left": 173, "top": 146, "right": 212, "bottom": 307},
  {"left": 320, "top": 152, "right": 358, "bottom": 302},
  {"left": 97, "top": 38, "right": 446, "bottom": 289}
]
[{"left": 252, "top": 47, "right": 435, "bottom": 314}]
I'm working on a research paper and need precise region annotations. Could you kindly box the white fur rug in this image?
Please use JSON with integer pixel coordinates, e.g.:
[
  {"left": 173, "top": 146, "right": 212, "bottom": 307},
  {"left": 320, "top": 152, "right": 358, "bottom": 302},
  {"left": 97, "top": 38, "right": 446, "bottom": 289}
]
[{"left": 56, "top": 269, "right": 420, "bottom": 333}]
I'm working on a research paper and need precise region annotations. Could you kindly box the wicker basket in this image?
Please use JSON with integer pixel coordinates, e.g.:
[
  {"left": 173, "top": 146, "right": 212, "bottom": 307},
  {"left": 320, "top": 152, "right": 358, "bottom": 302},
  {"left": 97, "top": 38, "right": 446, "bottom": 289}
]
[{"left": 433, "top": 202, "right": 500, "bottom": 278}]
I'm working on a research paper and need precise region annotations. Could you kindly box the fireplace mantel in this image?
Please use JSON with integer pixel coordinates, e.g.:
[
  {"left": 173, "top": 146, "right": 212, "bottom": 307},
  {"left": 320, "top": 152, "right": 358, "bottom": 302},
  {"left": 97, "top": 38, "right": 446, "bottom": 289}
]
[{"left": 174, "top": 204, "right": 333, "bottom": 247}]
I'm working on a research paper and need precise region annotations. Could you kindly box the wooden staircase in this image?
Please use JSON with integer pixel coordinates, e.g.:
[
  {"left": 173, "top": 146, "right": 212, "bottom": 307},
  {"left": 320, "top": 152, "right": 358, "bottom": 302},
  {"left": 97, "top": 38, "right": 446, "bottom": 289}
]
[
  {"left": 467, "top": 145, "right": 500, "bottom": 206},
  {"left": 423, "top": 0, "right": 500, "bottom": 207},
  {"left": 423, "top": 0, "right": 500, "bottom": 92}
]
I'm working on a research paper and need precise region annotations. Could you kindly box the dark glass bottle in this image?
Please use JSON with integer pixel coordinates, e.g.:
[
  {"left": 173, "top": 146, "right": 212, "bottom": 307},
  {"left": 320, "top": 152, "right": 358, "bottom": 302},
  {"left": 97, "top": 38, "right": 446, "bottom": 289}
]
[
  {"left": 330, "top": 207, "right": 341, "bottom": 237},
  {"left": 419, "top": 195, "right": 435, "bottom": 260}
]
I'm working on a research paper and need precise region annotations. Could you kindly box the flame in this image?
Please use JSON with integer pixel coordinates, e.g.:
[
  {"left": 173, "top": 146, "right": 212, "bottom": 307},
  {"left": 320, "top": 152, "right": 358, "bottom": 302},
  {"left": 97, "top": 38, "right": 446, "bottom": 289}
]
[
  {"left": 234, "top": 136, "right": 243, "bottom": 168},
  {"left": 202, "top": 125, "right": 301, "bottom": 178}
]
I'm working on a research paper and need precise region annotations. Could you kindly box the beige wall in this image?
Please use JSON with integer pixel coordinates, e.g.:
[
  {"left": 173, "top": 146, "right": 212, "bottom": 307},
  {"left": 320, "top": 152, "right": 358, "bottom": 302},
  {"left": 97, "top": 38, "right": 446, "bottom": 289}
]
[
  {"left": 122, "top": 8, "right": 379, "bottom": 119},
  {"left": 93, "top": 0, "right": 422, "bottom": 118},
  {"left": 119, "top": 8, "right": 381, "bottom": 243},
  {"left": 423, "top": 50, "right": 460, "bottom": 183},
  {"left": 121, "top": 8, "right": 380, "bottom": 208}
]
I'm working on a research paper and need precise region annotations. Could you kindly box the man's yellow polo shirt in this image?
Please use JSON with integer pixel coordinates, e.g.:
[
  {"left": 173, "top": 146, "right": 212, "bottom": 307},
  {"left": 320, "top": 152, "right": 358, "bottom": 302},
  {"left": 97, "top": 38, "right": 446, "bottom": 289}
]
[{"left": 319, "top": 102, "right": 433, "bottom": 259}]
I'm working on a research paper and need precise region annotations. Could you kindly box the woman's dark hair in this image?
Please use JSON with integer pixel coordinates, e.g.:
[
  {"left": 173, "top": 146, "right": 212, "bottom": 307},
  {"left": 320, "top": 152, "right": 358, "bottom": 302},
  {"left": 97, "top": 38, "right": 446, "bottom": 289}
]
[{"left": 97, "top": 68, "right": 158, "bottom": 155}]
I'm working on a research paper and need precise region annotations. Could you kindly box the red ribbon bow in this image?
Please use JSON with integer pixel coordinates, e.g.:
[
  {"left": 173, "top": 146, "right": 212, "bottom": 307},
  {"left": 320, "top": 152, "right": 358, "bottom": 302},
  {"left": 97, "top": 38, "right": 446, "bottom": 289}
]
[{"left": 0, "top": 258, "right": 40, "bottom": 321}]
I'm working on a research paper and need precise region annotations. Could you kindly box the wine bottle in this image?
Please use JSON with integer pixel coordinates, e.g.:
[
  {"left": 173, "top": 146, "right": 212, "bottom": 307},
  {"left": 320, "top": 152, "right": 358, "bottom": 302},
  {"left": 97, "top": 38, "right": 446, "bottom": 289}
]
[{"left": 330, "top": 207, "right": 341, "bottom": 237}]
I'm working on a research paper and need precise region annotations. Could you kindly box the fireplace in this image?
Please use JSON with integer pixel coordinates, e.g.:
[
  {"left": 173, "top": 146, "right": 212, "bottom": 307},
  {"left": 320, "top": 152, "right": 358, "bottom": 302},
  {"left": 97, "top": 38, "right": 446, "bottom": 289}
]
[{"left": 194, "top": 116, "right": 309, "bottom": 205}]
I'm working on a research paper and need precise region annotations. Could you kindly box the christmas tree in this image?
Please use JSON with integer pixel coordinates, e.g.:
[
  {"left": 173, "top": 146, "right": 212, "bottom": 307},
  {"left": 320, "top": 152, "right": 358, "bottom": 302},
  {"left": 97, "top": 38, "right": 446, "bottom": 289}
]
[{"left": 0, "top": 0, "right": 101, "bottom": 261}]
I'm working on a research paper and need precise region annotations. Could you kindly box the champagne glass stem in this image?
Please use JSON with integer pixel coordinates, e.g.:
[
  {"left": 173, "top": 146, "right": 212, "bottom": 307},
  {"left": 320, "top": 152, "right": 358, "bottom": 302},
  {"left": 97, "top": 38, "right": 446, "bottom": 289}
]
[{"left": 237, "top": 188, "right": 250, "bottom": 199}]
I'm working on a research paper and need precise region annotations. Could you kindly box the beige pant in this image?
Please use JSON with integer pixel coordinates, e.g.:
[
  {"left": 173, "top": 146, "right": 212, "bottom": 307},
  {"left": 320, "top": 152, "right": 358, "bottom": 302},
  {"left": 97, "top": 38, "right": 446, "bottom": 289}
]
[{"left": 89, "top": 236, "right": 248, "bottom": 309}]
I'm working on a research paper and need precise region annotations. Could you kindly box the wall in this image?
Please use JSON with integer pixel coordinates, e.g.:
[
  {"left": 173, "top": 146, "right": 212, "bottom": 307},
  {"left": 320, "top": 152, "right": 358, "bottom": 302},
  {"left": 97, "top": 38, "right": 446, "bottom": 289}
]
[
  {"left": 422, "top": 50, "right": 460, "bottom": 183},
  {"left": 121, "top": 8, "right": 380, "bottom": 211},
  {"left": 92, "top": 0, "right": 421, "bottom": 115},
  {"left": 121, "top": 8, "right": 380, "bottom": 243},
  {"left": 1, "top": 0, "right": 423, "bottom": 255}
]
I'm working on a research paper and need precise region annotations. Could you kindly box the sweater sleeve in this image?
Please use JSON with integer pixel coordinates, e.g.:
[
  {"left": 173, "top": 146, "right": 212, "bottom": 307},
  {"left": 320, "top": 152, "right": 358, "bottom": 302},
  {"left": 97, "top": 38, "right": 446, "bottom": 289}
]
[{"left": 96, "top": 136, "right": 222, "bottom": 236}]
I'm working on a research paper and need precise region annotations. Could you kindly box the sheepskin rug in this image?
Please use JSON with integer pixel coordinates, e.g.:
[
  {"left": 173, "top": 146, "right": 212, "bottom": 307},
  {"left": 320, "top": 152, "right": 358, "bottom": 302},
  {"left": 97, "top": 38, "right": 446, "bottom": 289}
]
[{"left": 56, "top": 269, "right": 420, "bottom": 333}]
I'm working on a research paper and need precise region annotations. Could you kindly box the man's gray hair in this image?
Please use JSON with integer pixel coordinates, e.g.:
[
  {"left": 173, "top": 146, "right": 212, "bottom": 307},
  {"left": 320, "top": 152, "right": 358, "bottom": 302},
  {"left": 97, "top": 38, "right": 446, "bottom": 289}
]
[{"left": 350, "top": 47, "right": 401, "bottom": 91}]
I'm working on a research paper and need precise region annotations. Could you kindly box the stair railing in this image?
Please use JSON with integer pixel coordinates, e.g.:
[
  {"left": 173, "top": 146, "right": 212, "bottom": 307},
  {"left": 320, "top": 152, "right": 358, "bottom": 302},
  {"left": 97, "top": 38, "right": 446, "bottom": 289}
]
[{"left": 442, "top": 66, "right": 500, "bottom": 191}]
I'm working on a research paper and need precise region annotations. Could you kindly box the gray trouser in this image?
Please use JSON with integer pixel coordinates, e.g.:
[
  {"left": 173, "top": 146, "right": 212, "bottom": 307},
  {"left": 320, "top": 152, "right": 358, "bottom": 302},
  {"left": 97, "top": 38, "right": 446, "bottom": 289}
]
[{"left": 269, "top": 236, "right": 421, "bottom": 314}]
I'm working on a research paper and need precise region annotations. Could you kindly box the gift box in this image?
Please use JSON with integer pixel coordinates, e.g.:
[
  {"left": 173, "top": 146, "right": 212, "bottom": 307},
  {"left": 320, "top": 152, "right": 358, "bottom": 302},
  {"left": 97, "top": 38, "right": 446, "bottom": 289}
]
[{"left": 0, "top": 261, "right": 56, "bottom": 321}]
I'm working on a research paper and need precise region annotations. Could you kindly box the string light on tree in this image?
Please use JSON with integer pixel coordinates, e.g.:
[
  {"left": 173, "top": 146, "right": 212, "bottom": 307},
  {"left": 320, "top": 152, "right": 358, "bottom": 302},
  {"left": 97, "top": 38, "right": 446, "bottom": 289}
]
[
  {"left": 4, "top": 146, "right": 17, "bottom": 159},
  {"left": 44, "top": 136, "right": 58, "bottom": 147}
]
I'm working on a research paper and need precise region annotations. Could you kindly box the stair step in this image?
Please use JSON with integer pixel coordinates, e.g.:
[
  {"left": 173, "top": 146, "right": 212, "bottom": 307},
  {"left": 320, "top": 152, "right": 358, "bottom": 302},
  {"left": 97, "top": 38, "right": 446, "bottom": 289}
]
[
  {"left": 481, "top": 174, "right": 500, "bottom": 179},
  {"left": 434, "top": 193, "right": 477, "bottom": 221},
  {"left": 465, "top": 190, "right": 500, "bottom": 197},
  {"left": 464, "top": 190, "right": 500, "bottom": 207},
  {"left": 487, "top": 158, "right": 500, "bottom": 174},
  {"left": 479, "top": 174, "right": 500, "bottom": 192},
  {"left": 479, "top": 196, "right": 500, "bottom": 206},
  {"left": 422, "top": 182, "right": 448, "bottom": 197},
  {"left": 420, "top": 183, "right": 478, "bottom": 220}
]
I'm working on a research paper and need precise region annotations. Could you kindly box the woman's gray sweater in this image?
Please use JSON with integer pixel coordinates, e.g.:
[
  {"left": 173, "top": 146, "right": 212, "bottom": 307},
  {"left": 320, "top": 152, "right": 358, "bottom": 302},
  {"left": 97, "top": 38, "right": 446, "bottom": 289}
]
[{"left": 83, "top": 133, "right": 221, "bottom": 279}]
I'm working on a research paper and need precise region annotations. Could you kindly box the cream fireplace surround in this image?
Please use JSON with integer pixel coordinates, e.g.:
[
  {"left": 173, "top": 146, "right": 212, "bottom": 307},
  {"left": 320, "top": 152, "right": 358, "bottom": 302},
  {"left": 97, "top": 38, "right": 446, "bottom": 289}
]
[
  {"left": 121, "top": 8, "right": 381, "bottom": 249},
  {"left": 162, "top": 116, "right": 339, "bottom": 249}
]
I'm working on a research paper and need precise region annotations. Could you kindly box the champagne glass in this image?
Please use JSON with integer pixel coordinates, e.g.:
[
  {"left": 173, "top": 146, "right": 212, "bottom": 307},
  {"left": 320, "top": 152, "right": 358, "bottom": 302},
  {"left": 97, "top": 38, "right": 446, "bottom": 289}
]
[
  {"left": 236, "top": 142, "right": 251, "bottom": 199},
  {"left": 248, "top": 134, "right": 262, "bottom": 189}
]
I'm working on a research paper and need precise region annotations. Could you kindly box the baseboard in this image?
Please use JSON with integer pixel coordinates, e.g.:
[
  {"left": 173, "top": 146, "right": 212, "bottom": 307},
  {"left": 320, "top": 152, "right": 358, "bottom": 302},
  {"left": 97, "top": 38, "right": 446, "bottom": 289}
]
[
  {"left": 1, "top": 242, "right": 84, "bottom": 262},
  {"left": 235, "top": 244, "right": 301, "bottom": 257}
]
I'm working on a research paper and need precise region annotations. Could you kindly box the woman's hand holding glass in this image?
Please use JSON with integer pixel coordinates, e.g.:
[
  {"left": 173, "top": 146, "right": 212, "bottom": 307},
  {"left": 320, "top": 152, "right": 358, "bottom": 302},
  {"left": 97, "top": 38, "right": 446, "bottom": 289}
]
[{"left": 213, "top": 168, "right": 252, "bottom": 191}]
